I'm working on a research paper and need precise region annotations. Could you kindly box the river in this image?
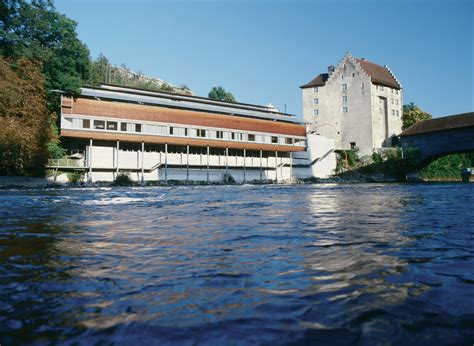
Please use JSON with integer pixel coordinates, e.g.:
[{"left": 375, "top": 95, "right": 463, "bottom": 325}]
[{"left": 0, "top": 184, "right": 473, "bottom": 345}]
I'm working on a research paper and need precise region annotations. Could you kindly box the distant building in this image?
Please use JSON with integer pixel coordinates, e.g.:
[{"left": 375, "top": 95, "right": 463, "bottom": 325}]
[
  {"left": 300, "top": 53, "right": 403, "bottom": 156},
  {"left": 50, "top": 83, "right": 336, "bottom": 183}
]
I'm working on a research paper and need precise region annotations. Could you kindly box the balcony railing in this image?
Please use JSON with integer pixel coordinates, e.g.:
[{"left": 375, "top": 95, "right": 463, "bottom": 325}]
[{"left": 47, "top": 158, "right": 85, "bottom": 168}]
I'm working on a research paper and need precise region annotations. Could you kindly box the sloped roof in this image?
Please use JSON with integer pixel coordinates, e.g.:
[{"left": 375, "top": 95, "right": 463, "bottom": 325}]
[
  {"left": 354, "top": 58, "right": 401, "bottom": 89},
  {"left": 400, "top": 112, "right": 474, "bottom": 136},
  {"left": 299, "top": 73, "right": 329, "bottom": 89}
]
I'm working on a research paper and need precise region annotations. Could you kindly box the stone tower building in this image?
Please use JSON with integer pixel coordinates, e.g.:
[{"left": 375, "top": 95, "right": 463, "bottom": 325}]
[{"left": 300, "top": 53, "right": 403, "bottom": 156}]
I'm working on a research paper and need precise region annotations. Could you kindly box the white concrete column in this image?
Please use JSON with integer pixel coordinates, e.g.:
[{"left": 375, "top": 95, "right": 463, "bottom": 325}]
[
  {"left": 225, "top": 147, "right": 229, "bottom": 175},
  {"left": 207, "top": 145, "right": 210, "bottom": 184},
  {"left": 243, "top": 148, "right": 246, "bottom": 184},
  {"left": 141, "top": 141, "right": 145, "bottom": 184},
  {"left": 275, "top": 150, "right": 278, "bottom": 183},
  {"left": 186, "top": 144, "right": 189, "bottom": 183},
  {"left": 165, "top": 143, "right": 168, "bottom": 183},
  {"left": 290, "top": 151, "right": 293, "bottom": 181},
  {"left": 116, "top": 140, "right": 119, "bottom": 176},
  {"left": 88, "top": 138, "right": 93, "bottom": 183}
]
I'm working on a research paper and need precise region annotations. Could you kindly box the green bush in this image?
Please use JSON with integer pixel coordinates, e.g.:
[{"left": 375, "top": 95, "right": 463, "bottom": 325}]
[
  {"left": 222, "top": 173, "right": 235, "bottom": 184},
  {"left": 67, "top": 170, "right": 85, "bottom": 183},
  {"left": 114, "top": 172, "right": 133, "bottom": 186}
]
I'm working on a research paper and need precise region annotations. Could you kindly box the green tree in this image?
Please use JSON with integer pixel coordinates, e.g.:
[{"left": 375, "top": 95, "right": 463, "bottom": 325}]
[
  {"left": 402, "top": 102, "right": 432, "bottom": 130},
  {"left": 0, "top": 0, "right": 91, "bottom": 97},
  {"left": 208, "top": 86, "right": 236, "bottom": 102}
]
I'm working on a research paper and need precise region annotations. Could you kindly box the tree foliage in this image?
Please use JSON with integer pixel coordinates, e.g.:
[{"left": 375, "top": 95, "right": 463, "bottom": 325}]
[
  {"left": 208, "top": 86, "right": 236, "bottom": 102},
  {"left": 420, "top": 154, "right": 473, "bottom": 180},
  {"left": 0, "top": 56, "right": 51, "bottom": 175},
  {"left": 402, "top": 102, "right": 432, "bottom": 130},
  {"left": 0, "top": 0, "right": 91, "bottom": 97}
]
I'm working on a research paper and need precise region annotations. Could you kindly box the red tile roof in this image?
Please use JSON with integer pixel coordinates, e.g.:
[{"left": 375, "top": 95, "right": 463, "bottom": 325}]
[
  {"left": 300, "top": 56, "right": 401, "bottom": 90},
  {"left": 400, "top": 112, "right": 474, "bottom": 136},
  {"left": 299, "top": 73, "right": 329, "bottom": 89},
  {"left": 354, "top": 58, "right": 401, "bottom": 90}
]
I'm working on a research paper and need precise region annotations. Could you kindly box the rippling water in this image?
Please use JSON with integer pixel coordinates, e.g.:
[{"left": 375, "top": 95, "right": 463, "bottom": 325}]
[{"left": 0, "top": 184, "right": 473, "bottom": 345}]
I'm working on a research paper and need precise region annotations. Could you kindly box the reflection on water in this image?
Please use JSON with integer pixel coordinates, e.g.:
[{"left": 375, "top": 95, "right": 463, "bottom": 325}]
[{"left": 0, "top": 184, "right": 473, "bottom": 344}]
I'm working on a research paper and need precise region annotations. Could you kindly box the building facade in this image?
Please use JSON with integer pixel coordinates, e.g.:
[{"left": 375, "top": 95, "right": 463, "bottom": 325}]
[
  {"left": 53, "top": 84, "right": 336, "bottom": 183},
  {"left": 300, "top": 53, "right": 403, "bottom": 156}
]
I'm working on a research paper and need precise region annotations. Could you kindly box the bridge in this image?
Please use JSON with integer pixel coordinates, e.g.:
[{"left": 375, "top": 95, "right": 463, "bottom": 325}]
[{"left": 398, "top": 112, "right": 474, "bottom": 168}]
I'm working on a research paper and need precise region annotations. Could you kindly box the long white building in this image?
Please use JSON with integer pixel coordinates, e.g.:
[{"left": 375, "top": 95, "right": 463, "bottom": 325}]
[
  {"left": 301, "top": 53, "right": 403, "bottom": 156},
  {"left": 51, "top": 84, "right": 336, "bottom": 183}
]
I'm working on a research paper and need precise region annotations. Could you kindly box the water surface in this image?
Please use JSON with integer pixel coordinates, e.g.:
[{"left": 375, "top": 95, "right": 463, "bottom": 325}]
[{"left": 0, "top": 184, "right": 473, "bottom": 345}]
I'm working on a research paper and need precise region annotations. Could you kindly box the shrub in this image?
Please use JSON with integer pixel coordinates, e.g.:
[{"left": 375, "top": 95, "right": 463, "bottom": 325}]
[
  {"left": 114, "top": 172, "right": 133, "bottom": 186},
  {"left": 222, "top": 173, "right": 235, "bottom": 184},
  {"left": 67, "top": 170, "right": 85, "bottom": 183}
]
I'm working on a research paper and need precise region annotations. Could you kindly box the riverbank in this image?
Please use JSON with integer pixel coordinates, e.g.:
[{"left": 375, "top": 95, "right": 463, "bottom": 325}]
[{"left": 1, "top": 173, "right": 470, "bottom": 189}]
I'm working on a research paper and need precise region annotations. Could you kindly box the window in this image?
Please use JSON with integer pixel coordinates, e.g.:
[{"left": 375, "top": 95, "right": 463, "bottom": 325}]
[
  {"left": 342, "top": 95, "right": 348, "bottom": 102},
  {"left": 361, "top": 82, "right": 365, "bottom": 89},
  {"left": 380, "top": 86, "right": 384, "bottom": 91},
  {"left": 396, "top": 90, "right": 399, "bottom": 95},
  {"left": 396, "top": 110, "right": 399, "bottom": 116},
  {"left": 341, "top": 74, "right": 344, "bottom": 79},
  {"left": 350, "top": 142, "right": 356, "bottom": 150},
  {"left": 216, "top": 130, "right": 223, "bottom": 139},
  {"left": 285, "top": 138, "right": 293, "bottom": 145},
  {"left": 248, "top": 134, "right": 255, "bottom": 141},
  {"left": 231, "top": 132, "right": 236, "bottom": 140},
  {"left": 313, "top": 109, "right": 319, "bottom": 116},
  {"left": 107, "top": 121, "right": 117, "bottom": 131},
  {"left": 392, "top": 110, "right": 395, "bottom": 115},
  {"left": 184, "top": 128, "right": 188, "bottom": 136},
  {"left": 271, "top": 136, "right": 278, "bottom": 144},
  {"left": 120, "top": 122, "right": 128, "bottom": 131},
  {"left": 352, "top": 72, "right": 355, "bottom": 77},
  {"left": 169, "top": 127, "right": 174, "bottom": 135},
  {"left": 396, "top": 99, "right": 399, "bottom": 105},
  {"left": 313, "top": 87, "right": 318, "bottom": 93},
  {"left": 82, "top": 119, "right": 90, "bottom": 129},
  {"left": 391, "top": 98, "right": 394, "bottom": 104},
  {"left": 93, "top": 120, "right": 105, "bottom": 130},
  {"left": 135, "top": 124, "right": 142, "bottom": 133},
  {"left": 313, "top": 98, "right": 319, "bottom": 105},
  {"left": 342, "top": 84, "right": 347, "bottom": 91},
  {"left": 343, "top": 106, "right": 348, "bottom": 113},
  {"left": 197, "top": 129, "right": 206, "bottom": 137}
]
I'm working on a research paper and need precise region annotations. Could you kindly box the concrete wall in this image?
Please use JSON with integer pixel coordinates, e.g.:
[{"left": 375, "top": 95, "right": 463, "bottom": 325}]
[
  {"left": 293, "top": 134, "right": 336, "bottom": 178},
  {"left": 302, "top": 54, "right": 403, "bottom": 157}
]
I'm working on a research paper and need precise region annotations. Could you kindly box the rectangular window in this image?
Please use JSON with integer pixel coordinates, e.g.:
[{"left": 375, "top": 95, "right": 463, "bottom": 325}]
[
  {"left": 313, "top": 87, "right": 318, "bottom": 93},
  {"left": 342, "top": 84, "right": 347, "bottom": 91},
  {"left": 342, "top": 95, "right": 348, "bottom": 102},
  {"left": 352, "top": 72, "right": 355, "bottom": 77},
  {"left": 216, "top": 130, "right": 223, "bottom": 139},
  {"left": 341, "top": 74, "right": 344, "bottom": 79},
  {"left": 391, "top": 98, "right": 394, "bottom": 104},
  {"left": 82, "top": 119, "right": 90, "bottom": 129},
  {"left": 197, "top": 129, "right": 206, "bottom": 137},
  {"left": 313, "top": 98, "right": 319, "bottom": 105},
  {"left": 120, "top": 122, "right": 128, "bottom": 131},
  {"left": 231, "top": 132, "right": 236, "bottom": 140},
  {"left": 380, "top": 86, "right": 384, "bottom": 91},
  {"left": 350, "top": 142, "right": 356, "bottom": 150},
  {"left": 392, "top": 110, "right": 395, "bottom": 115},
  {"left": 396, "top": 90, "right": 399, "bottom": 95},
  {"left": 396, "top": 110, "right": 399, "bottom": 116},
  {"left": 361, "top": 82, "right": 365, "bottom": 89},
  {"left": 107, "top": 121, "right": 117, "bottom": 131},
  {"left": 169, "top": 127, "right": 174, "bottom": 135},
  {"left": 184, "top": 128, "right": 188, "bottom": 136},
  {"left": 396, "top": 99, "right": 399, "bottom": 105},
  {"left": 271, "top": 136, "right": 278, "bottom": 144},
  {"left": 343, "top": 107, "right": 348, "bottom": 113},
  {"left": 135, "top": 124, "right": 142, "bottom": 133},
  {"left": 313, "top": 109, "right": 319, "bottom": 116},
  {"left": 93, "top": 120, "right": 105, "bottom": 130},
  {"left": 285, "top": 138, "right": 293, "bottom": 145},
  {"left": 248, "top": 134, "right": 255, "bottom": 141}
]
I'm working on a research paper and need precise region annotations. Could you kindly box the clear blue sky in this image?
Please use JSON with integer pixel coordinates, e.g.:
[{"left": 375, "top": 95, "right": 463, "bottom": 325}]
[{"left": 56, "top": 0, "right": 472, "bottom": 118}]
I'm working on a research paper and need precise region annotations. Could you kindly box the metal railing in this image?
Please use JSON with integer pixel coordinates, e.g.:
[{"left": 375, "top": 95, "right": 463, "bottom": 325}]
[{"left": 47, "top": 158, "right": 85, "bottom": 168}]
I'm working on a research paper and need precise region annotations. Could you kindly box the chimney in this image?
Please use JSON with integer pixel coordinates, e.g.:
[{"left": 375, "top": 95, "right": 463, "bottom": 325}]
[{"left": 328, "top": 65, "right": 335, "bottom": 75}]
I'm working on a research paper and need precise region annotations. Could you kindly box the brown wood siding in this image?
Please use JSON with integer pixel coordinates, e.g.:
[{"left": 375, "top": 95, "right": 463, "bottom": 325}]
[
  {"left": 61, "top": 129, "right": 306, "bottom": 152},
  {"left": 63, "top": 97, "right": 306, "bottom": 137}
]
